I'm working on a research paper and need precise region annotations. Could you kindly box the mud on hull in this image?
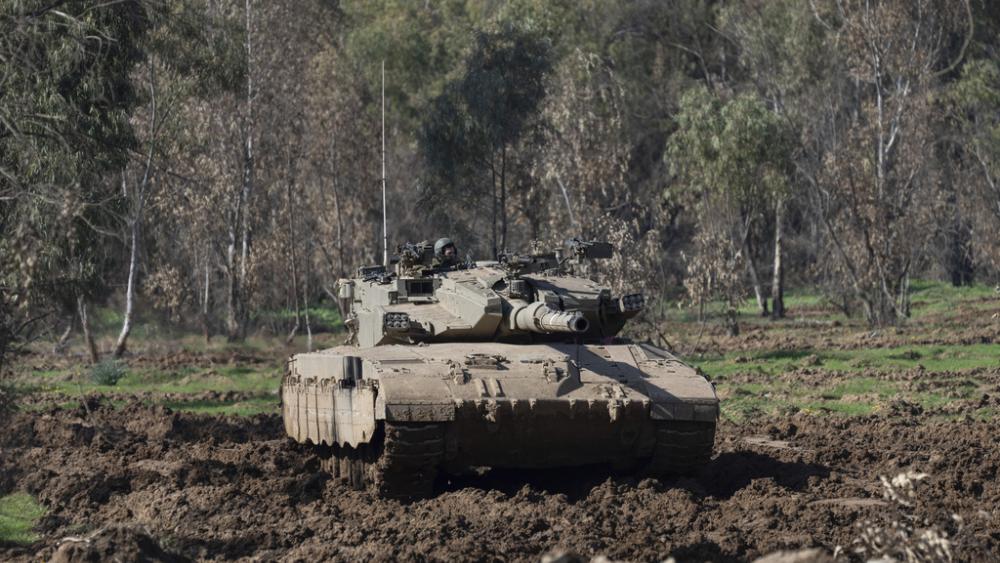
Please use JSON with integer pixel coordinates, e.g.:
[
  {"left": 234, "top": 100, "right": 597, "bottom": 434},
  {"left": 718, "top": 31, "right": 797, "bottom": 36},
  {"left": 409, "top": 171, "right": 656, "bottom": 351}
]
[
  {"left": 314, "top": 417, "right": 715, "bottom": 500},
  {"left": 281, "top": 342, "right": 719, "bottom": 498}
]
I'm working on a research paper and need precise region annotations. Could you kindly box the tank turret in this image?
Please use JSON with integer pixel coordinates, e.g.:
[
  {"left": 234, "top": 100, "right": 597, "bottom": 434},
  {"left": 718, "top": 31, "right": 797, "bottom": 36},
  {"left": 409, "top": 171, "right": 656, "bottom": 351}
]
[
  {"left": 282, "top": 238, "right": 718, "bottom": 500},
  {"left": 337, "top": 239, "right": 645, "bottom": 348}
]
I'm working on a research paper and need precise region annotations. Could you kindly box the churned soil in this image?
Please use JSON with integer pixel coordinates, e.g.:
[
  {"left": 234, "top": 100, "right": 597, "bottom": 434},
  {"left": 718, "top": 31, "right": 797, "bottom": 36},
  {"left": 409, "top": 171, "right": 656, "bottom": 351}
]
[{"left": 1, "top": 400, "right": 997, "bottom": 562}]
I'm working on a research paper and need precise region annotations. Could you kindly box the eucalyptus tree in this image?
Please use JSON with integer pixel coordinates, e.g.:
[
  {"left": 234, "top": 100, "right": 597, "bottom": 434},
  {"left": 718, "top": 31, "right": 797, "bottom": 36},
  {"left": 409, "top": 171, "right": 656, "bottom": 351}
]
[
  {"left": 0, "top": 0, "right": 155, "bottom": 366},
  {"left": 421, "top": 22, "right": 552, "bottom": 257},
  {"left": 668, "top": 88, "right": 794, "bottom": 335}
]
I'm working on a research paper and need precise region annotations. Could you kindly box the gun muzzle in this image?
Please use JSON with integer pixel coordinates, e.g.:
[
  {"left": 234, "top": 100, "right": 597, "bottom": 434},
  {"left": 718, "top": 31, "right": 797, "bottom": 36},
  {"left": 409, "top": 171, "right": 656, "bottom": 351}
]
[{"left": 512, "top": 302, "right": 589, "bottom": 334}]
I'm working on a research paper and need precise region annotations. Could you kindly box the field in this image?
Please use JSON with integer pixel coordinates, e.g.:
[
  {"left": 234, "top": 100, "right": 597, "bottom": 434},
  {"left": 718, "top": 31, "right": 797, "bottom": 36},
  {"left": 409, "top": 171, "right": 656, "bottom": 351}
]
[{"left": 0, "top": 281, "right": 998, "bottom": 561}]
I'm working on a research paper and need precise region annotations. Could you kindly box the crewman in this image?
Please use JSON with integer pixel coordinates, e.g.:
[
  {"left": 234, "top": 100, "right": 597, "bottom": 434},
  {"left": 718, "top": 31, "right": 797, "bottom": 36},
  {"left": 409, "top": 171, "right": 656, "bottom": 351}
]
[{"left": 432, "top": 237, "right": 459, "bottom": 270}]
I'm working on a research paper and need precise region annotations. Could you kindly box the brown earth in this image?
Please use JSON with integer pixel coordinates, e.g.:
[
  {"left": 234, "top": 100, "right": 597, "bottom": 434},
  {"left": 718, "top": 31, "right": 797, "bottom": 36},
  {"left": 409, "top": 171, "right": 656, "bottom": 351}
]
[{"left": 1, "top": 400, "right": 997, "bottom": 562}]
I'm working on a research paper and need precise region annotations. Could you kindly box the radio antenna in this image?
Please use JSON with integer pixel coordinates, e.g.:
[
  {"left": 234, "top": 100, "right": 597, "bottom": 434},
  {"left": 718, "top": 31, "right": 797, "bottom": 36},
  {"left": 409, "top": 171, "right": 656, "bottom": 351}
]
[{"left": 381, "top": 60, "right": 388, "bottom": 267}]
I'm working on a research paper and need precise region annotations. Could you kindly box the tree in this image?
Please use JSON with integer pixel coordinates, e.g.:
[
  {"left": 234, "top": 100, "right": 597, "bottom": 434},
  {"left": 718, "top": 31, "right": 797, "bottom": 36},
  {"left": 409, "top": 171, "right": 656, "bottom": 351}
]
[
  {"left": 668, "top": 87, "right": 793, "bottom": 335},
  {"left": 720, "top": 0, "right": 831, "bottom": 318},
  {"left": 0, "top": 1, "right": 154, "bottom": 368},
  {"left": 947, "top": 58, "right": 1000, "bottom": 277},
  {"left": 421, "top": 22, "right": 552, "bottom": 257},
  {"left": 810, "top": 0, "right": 967, "bottom": 326}
]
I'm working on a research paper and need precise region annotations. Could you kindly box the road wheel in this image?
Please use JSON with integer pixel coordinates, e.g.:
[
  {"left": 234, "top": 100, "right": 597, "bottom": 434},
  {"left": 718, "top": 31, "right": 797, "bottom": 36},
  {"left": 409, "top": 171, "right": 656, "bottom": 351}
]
[
  {"left": 643, "top": 420, "right": 716, "bottom": 477},
  {"left": 318, "top": 422, "right": 444, "bottom": 500}
]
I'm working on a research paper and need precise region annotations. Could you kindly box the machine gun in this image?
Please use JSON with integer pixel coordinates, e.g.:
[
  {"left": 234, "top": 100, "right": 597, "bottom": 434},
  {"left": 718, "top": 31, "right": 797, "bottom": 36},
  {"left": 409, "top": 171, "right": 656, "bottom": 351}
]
[{"left": 499, "top": 238, "right": 614, "bottom": 278}]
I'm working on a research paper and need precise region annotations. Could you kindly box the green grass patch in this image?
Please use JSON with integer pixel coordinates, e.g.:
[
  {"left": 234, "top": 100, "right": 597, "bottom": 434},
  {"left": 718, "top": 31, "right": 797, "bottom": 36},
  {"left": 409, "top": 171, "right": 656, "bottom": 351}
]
[
  {"left": 89, "top": 359, "right": 127, "bottom": 386},
  {"left": 908, "top": 279, "right": 996, "bottom": 316},
  {"left": 0, "top": 492, "right": 46, "bottom": 545},
  {"left": 824, "top": 377, "right": 897, "bottom": 400},
  {"left": 718, "top": 382, "right": 879, "bottom": 421},
  {"left": 254, "top": 306, "right": 343, "bottom": 331},
  {"left": 799, "top": 400, "right": 875, "bottom": 416},
  {"left": 23, "top": 362, "right": 281, "bottom": 398},
  {"left": 692, "top": 343, "right": 1000, "bottom": 378},
  {"left": 915, "top": 393, "right": 955, "bottom": 410},
  {"left": 159, "top": 395, "right": 277, "bottom": 416},
  {"left": 30, "top": 370, "right": 70, "bottom": 379},
  {"left": 669, "top": 279, "right": 996, "bottom": 326},
  {"left": 712, "top": 372, "right": 987, "bottom": 421}
]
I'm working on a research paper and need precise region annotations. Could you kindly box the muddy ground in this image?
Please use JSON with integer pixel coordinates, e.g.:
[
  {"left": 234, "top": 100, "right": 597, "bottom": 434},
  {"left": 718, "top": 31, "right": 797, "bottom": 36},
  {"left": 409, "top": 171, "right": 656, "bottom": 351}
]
[{"left": 1, "top": 397, "right": 997, "bottom": 562}]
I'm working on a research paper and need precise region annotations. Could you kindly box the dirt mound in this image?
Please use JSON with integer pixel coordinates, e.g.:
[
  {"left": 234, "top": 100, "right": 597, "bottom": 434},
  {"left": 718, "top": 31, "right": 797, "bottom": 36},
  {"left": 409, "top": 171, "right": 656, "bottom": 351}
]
[
  {"left": 1, "top": 403, "right": 997, "bottom": 561},
  {"left": 49, "top": 526, "right": 187, "bottom": 563}
]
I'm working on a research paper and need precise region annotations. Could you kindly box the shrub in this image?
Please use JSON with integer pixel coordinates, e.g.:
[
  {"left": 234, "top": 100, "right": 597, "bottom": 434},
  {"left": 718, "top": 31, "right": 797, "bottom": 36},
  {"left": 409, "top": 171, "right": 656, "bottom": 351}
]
[
  {"left": 90, "top": 359, "right": 127, "bottom": 386},
  {"left": 854, "top": 471, "right": 958, "bottom": 562}
]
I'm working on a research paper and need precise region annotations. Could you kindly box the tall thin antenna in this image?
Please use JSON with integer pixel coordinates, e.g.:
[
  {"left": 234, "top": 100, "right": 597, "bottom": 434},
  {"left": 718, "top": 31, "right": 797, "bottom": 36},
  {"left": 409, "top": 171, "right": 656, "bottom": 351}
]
[{"left": 381, "top": 60, "right": 388, "bottom": 267}]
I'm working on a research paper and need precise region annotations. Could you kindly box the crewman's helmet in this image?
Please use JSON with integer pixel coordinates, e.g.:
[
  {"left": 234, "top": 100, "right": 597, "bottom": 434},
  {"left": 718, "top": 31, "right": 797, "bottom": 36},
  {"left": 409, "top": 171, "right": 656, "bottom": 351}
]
[{"left": 434, "top": 237, "right": 455, "bottom": 257}]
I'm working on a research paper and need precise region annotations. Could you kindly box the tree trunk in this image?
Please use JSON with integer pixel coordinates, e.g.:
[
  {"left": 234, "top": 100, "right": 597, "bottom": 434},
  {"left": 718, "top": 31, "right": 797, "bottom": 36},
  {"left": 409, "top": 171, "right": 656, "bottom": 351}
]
[
  {"left": 225, "top": 239, "right": 242, "bottom": 341},
  {"left": 743, "top": 239, "right": 768, "bottom": 316},
  {"left": 77, "top": 297, "right": 99, "bottom": 364},
  {"left": 554, "top": 174, "right": 577, "bottom": 229},
  {"left": 499, "top": 147, "right": 508, "bottom": 253},
  {"left": 202, "top": 257, "right": 211, "bottom": 343},
  {"left": 898, "top": 272, "right": 911, "bottom": 318},
  {"left": 725, "top": 301, "right": 740, "bottom": 337},
  {"left": 303, "top": 260, "right": 313, "bottom": 353},
  {"left": 52, "top": 317, "right": 73, "bottom": 354},
  {"left": 285, "top": 172, "right": 301, "bottom": 346},
  {"left": 232, "top": 0, "right": 256, "bottom": 341},
  {"left": 331, "top": 165, "right": 345, "bottom": 277},
  {"left": 113, "top": 216, "right": 140, "bottom": 358},
  {"left": 490, "top": 160, "right": 498, "bottom": 259},
  {"left": 771, "top": 198, "right": 785, "bottom": 319}
]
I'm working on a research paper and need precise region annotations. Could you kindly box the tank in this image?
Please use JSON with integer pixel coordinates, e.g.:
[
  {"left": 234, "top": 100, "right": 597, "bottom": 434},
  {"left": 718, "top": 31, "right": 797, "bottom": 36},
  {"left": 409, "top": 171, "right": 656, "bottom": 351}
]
[{"left": 280, "top": 239, "right": 718, "bottom": 499}]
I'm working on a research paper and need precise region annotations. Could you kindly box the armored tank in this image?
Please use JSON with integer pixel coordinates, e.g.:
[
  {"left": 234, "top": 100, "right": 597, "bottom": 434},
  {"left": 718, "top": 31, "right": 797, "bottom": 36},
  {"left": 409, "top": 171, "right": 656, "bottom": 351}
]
[{"left": 281, "top": 239, "right": 718, "bottom": 499}]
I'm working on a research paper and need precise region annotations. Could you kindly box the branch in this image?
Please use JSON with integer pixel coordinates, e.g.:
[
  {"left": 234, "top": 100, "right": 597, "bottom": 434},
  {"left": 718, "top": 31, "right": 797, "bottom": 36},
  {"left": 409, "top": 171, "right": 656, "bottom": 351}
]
[{"left": 932, "top": 0, "right": 973, "bottom": 78}]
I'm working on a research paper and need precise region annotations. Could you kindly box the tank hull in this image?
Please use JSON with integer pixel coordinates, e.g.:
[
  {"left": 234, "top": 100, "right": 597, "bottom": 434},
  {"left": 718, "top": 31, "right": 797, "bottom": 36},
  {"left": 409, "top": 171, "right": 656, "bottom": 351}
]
[{"left": 281, "top": 342, "right": 718, "bottom": 475}]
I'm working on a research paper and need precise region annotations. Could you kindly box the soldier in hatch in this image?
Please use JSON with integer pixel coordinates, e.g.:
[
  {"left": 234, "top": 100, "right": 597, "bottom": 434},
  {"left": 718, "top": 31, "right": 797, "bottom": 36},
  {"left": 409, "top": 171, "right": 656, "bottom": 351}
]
[{"left": 432, "top": 237, "right": 459, "bottom": 270}]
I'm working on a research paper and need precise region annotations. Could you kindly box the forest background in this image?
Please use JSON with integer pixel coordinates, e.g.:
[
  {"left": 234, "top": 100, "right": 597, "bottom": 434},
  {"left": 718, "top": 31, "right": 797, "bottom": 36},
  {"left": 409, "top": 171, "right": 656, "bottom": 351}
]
[{"left": 2, "top": 0, "right": 999, "bottom": 371}]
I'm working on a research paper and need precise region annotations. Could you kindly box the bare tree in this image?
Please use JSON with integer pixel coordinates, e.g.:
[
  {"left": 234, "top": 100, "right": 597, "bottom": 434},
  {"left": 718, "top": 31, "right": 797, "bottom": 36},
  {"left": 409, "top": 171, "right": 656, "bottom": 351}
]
[
  {"left": 811, "top": 0, "right": 964, "bottom": 326},
  {"left": 114, "top": 61, "right": 160, "bottom": 358}
]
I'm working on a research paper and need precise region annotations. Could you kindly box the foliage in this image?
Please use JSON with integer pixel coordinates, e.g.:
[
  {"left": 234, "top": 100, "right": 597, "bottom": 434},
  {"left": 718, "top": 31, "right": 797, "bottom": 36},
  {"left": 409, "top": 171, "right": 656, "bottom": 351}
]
[
  {"left": 792, "top": 0, "right": 968, "bottom": 327},
  {"left": 0, "top": 1, "right": 156, "bottom": 367},
  {"left": 90, "top": 359, "right": 127, "bottom": 386},
  {"left": 420, "top": 22, "right": 553, "bottom": 256},
  {"left": 668, "top": 87, "right": 793, "bottom": 333},
  {"left": 0, "top": 0, "right": 998, "bottom": 350},
  {"left": 946, "top": 58, "right": 1000, "bottom": 276}
]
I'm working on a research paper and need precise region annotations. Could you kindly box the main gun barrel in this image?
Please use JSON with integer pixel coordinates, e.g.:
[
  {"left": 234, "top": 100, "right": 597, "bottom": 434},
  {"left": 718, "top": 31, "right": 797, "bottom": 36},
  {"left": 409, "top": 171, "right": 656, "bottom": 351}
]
[{"left": 511, "top": 302, "right": 589, "bottom": 334}]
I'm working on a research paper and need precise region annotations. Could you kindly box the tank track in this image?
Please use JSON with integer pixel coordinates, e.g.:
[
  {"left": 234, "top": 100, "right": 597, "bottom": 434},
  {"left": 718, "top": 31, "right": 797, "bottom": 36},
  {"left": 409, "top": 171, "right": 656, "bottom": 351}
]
[
  {"left": 643, "top": 420, "right": 716, "bottom": 476},
  {"left": 320, "top": 422, "right": 444, "bottom": 500}
]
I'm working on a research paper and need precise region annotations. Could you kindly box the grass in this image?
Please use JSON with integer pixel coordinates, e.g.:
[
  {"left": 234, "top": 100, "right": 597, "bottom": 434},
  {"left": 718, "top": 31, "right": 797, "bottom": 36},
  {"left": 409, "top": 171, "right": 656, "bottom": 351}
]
[
  {"left": 693, "top": 343, "right": 1000, "bottom": 379},
  {"left": 253, "top": 306, "right": 343, "bottom": 331},
  {"left": 669, "top": 278, "right": 996, "bottom": 325},
  {"left": 824, "top": 377, "right": 897, "bottom": 399},
  {"left": 907, "top": 279, "right": 996, "bottom": 318},
  {"left": 713, "top": 371, "right": 989, "bottom": 422},
  {"left": 21, "top": 362, "right": 281, "bottom": 399},
  {"left": 0, "top": 493, "right": 46, "bottom": 545},
  {"left": 160, "top": 395, "right": 278, "bottom": 416}
]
